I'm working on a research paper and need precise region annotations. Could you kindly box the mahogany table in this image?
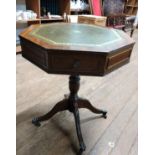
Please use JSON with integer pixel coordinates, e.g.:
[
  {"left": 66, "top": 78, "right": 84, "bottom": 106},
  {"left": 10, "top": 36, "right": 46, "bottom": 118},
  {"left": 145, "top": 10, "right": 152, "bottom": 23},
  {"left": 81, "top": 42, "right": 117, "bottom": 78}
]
[{"left": 19, "top": 23, "right": 135, "bottom": 153}]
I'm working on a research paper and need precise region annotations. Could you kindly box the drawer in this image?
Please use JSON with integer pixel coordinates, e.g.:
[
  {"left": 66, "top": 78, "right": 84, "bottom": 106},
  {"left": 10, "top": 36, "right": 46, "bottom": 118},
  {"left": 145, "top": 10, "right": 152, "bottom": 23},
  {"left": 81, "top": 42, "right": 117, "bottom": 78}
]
[
  {"left": 21, "top": 39, "right": 47, "bottom": 68},
  {"left": 49, "top": 54, "right": 104, "bottom": 74},
  {"left": 106, "top": 48, "right": 132, "bottom": 71}
]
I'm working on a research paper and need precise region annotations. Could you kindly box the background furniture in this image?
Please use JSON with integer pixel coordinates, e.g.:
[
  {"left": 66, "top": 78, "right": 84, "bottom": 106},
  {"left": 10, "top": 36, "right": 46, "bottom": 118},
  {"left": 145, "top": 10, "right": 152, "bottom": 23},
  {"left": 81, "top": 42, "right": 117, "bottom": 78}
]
[
  {"left": 77, "top": 0, "right": 106, "bottom": 27},
  {"left": 106, "top": 14, "right": 126, "bottom": 29},
  {"left": 123, "top": 0, "right": 138, "bottom": 37},
  {"left": 25, "top": 0, "right": 91, "bottom": 24},
  {"left": 124, "top": 15, "right": 137, "bottom": 37},
  {"left": 66, "top": 15, "right": 79, "bottom": 23},
  {"left": 103, "top": 0, "right": 126, "bottom": 30},
  {"left": 25, "top": 0, "right": 70, "bottom": 24},
  {"left": 78, "top": 15, "right": 107, "bottom": 27},
  {"left": 89, "top": 0, "right": 126, "bottom": 30},
  {"left": 124, "top": 0, "right": 138, "bottom": 16}
]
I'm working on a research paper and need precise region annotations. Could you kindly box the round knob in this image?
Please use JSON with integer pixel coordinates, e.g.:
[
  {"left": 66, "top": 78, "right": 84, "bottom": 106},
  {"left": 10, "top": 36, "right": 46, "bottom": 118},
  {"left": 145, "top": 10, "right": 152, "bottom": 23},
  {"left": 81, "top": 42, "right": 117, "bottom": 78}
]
[{"left": 73, "top": 60, "right": 80, "bottom": 68}]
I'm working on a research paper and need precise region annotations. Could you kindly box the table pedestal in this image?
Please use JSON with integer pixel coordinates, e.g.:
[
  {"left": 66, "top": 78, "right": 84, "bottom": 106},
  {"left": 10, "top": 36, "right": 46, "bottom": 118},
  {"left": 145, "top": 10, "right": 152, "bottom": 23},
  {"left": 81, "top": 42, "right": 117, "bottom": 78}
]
[{"left": 32, "top": 75, "right": 107, "bottom": 152}]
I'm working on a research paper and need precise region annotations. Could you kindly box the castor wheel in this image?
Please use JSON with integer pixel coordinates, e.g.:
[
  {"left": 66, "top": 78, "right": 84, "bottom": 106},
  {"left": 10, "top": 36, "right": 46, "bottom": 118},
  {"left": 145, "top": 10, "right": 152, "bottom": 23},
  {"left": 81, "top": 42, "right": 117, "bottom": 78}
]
[
  {"left": 79, "top": 143, "right": 86, "bottom": 153},
  {"left": 32, "top": 117, "right": 41, "bottom": 127},
  {"left": 102, "top": 111, "right": 107, "bottom": 119}
]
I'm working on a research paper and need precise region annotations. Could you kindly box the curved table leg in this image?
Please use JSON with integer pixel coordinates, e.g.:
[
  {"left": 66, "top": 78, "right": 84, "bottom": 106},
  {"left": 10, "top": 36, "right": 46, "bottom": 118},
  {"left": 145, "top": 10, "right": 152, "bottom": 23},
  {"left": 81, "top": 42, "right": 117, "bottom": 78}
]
[
  {"left": 73, "top": 102, "right": 86, "bottom": 152},
  {"left": 31, "top": 75, "right": 108, "bottom": 153},
  {"left": 78, "top": 98, "right": 107, "bottom": 119},
  {"left": 32, "top": 99, "right": 68, "bottom": 127}
]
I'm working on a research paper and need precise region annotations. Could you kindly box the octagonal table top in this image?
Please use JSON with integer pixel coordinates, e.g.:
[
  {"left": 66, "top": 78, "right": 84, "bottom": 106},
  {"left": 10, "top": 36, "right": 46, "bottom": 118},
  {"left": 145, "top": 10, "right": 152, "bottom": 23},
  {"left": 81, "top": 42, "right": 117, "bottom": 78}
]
[{"left": 20, "top": 23, "right": 134, "bottom": 53}]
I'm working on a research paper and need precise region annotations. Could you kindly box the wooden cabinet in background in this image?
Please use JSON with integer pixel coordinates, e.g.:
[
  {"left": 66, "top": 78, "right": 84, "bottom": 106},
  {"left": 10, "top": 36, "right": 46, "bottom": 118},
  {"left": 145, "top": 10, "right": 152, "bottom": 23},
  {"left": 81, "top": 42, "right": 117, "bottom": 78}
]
[
  {"left": 25, "top": 0, "right": 70, "bottom": 23},
  {"left": 124, "top": 0, "right": 138, "bottom": 16},
  {"left": 25, "top": 0, "right": 91, "bottom": 23}
]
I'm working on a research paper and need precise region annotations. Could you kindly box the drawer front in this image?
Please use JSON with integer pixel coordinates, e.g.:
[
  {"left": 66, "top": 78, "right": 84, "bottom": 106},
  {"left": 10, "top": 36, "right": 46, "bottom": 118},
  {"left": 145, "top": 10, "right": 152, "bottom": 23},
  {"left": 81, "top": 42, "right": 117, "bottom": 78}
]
[
  {"left": 21, "top": 39, "right": 48, "bottom": 68},
  {"left": 106, "top": 48, "right": 132, "bottom": 71},
  {"left": 49, "top": 54, "right": 104, "bottom": 75}
]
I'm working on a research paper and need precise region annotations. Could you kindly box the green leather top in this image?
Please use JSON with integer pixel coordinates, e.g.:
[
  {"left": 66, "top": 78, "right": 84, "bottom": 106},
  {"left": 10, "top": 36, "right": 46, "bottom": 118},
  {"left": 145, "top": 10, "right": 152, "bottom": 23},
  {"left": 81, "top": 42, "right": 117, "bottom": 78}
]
[{"left": 30, "top": 23, "right": 122, "bottom": 47}]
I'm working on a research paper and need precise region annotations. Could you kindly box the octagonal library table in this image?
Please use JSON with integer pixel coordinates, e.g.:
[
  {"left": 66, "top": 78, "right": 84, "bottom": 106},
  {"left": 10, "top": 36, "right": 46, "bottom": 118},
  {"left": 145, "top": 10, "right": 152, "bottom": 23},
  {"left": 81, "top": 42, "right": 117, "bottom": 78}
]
[{"left": 19, "top": 23, "right": 135, "bottom": 153}]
